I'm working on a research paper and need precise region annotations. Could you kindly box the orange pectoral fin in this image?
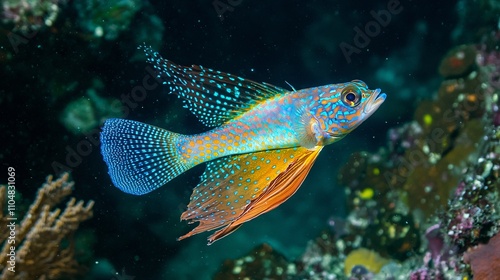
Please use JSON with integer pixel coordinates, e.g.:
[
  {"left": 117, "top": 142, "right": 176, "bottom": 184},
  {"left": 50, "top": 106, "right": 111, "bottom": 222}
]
[{"left": 207, "top": 146, "right": 323, "bottom": 244}]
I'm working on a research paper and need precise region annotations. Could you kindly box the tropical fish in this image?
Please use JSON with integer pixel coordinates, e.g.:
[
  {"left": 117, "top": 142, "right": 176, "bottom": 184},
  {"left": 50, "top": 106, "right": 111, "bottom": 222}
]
[{"left": 100, "top": 46, "right": 386, "bottom": 245}]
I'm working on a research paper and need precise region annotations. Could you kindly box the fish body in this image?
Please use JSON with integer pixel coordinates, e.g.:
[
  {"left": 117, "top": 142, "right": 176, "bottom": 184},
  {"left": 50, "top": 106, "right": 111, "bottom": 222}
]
[
  {"left": 100, "top": 46, "right": 386, "bottom": 244},
  {"left": 176, "top": 91, "right": 300, "bottom": 166},
  {"left": 177, "top": 81, "right": 383, "bottom": 166}
]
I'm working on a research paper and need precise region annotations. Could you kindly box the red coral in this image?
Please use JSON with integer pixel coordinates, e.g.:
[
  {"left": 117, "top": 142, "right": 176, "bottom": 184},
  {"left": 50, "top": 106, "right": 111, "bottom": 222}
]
[{"left": 463, "top": 233, "right": 500, "bottom": 279}]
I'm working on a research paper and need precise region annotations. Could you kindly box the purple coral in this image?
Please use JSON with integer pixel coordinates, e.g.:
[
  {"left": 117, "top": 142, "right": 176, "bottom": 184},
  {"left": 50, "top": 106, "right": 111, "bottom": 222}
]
[
  {"left": 407, "top": 223, "right": 461, "bottom": 280},
  {"left": 447, "top": 206, "right": 481, "bottom": 244},
  {"left": 409, "top": 268, "right": 431, "bottom": 280},
  {"left": 425, "top": 224, "right": 445, "bottom": 263},
  {"left": 387, "top": 121, "right": 423, "bottom": 159}
]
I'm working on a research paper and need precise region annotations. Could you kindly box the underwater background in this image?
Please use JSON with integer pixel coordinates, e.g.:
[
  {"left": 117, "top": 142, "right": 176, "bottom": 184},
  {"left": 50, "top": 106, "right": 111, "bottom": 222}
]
[{"left": 0, "top": 0, "right": 499, "bottom": 279}]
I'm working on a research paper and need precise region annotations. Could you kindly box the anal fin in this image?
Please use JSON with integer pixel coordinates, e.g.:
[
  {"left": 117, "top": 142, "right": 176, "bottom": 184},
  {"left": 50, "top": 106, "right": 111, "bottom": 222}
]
[
  {"left": 177, "top": 146, "right": 323, "bottom": 244},
  {"left": 207, "top": 146, "right": 323, "bottom": 244}
]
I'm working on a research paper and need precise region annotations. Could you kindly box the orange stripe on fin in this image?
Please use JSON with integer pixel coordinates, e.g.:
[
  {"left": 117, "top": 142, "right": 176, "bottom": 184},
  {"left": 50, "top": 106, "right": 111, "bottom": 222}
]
[
  {"left": 206, "top": 146, "right": 322, "bottom": 244},
  {"left": 177, "top": 147, "right": 321, "bottom": 244}
]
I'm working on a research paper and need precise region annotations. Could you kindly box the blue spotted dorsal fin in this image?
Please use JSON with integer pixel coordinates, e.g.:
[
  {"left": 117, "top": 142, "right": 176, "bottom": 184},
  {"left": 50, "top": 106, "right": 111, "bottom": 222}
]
[{"left": 141, "top": 45, "right": 288, "bottom": 127}]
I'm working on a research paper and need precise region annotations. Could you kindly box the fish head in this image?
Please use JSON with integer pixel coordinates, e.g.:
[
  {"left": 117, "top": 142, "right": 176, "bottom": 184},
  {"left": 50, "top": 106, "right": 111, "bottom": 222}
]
[{"left": 318, "top": 80, "right": 386, "bottom": 143}]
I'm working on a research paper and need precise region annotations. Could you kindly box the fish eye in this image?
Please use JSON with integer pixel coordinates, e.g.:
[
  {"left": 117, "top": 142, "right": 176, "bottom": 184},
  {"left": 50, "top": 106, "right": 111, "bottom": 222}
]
[{"left": 341, "top": 86, "right": 362, "bottom": 107}]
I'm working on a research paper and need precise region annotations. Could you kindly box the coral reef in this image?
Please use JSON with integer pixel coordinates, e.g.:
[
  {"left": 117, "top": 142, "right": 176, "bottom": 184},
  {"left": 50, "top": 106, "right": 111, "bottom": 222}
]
[
  {"left": 74, "top": 0, "right": 143, "bottom": 40},
  {"left": 213, "top": 244, "right": 291, "bottom": 280},
  {"left": 2, "top": 0, "right": 68, "bottom": 32},
  {"left": 296, "top": 231, "right": 345, "bottom": 279},
  {"left": 338, "top": 41, "right": 491, "bottom": 220},
  {"left": 463, "top": 233, "right": 500, "bottom": 279},
  {"left": 0, "top": 173, "right": 94, "bottom": 279},
  {"left": 443, "top": 127, "right": 500, "bottom": 251},
  {"left": 438, "top": 45, "right": 477, "bottom": 79},
  {"left": 344, "top": 248, "right": 389, "bottom": 276}
]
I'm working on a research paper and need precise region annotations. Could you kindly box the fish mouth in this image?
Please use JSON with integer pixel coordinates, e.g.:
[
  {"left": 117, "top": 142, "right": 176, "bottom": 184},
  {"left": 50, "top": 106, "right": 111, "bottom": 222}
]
[{"left": 363, "top": 89, "right": 386, "bottom": 116}]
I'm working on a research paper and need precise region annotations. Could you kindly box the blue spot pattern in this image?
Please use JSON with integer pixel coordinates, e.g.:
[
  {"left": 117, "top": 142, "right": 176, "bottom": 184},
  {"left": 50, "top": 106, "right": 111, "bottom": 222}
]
[
  {"left": 179, "top": 148, "right": 299, "bottom": 236},
  {"left": 140, "top": 45, "right": 288, "bottom": 127},
  {"left": 100, "top": 119, "right": 189, "bottom": 195}
]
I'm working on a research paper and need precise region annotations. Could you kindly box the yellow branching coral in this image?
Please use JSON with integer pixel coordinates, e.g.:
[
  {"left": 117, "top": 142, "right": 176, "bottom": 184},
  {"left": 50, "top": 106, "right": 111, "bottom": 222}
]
[{"left": 0, "top": 173, "right": 94, "bottom": 280}]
